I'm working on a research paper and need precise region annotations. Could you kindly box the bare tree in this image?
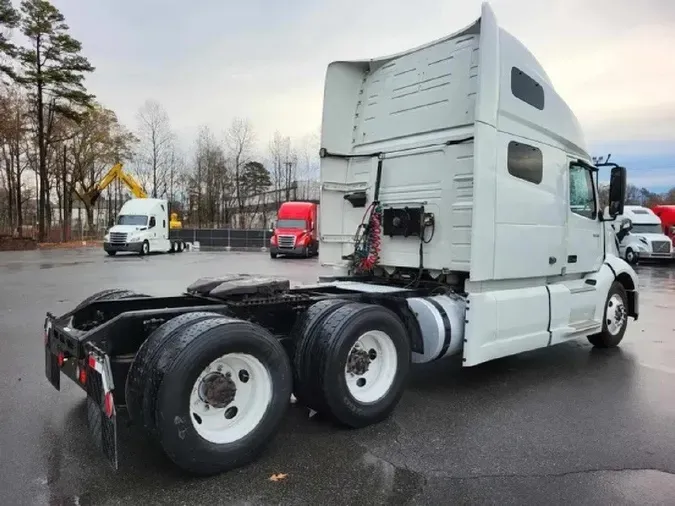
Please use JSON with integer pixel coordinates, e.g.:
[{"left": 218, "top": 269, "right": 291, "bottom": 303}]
[
  {"left": 68, "top": 105, "right": 136, "bottom": 231},
  {"left": 268, "top": 130, "right": 298, "bottom": 208},
  {"left": 225, "top": 118, "right": 254, "bottom": 228},
  {"left": 296, "top": 132, "right": 320, "bottom": 200},
  {"left": 135, "top": 99, "right": 173, "bottom": 198},
  {"left": 189, "top": 125, "right": 231, "bottom": 227}
]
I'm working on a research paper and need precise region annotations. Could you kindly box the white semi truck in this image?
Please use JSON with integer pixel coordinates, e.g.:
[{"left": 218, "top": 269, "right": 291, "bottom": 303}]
[
  {"left": 612, "top": 205, "right": 674, "bottom": 264},
  {"left": 44, "top": 3, "right": 638, "bottom": 477},
  {"left": 103, "top": 198, "right": 186, "bottom": 256}
]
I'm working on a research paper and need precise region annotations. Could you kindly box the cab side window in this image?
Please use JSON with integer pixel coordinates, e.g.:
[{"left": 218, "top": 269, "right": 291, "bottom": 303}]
[
  {"left": 569, "top": 164, "right": 597, "bottom": 219},
  {"left": 149, "top": 216, "right": 156, "bottom": 228}
]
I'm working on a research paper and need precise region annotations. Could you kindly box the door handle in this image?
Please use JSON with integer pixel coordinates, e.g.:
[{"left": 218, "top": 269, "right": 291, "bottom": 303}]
[
  {"left": 568, "top": 255, "right": 578, "bottom": 263},
  {"left": 593, "top": 233, "right": 600, "bottom": 237}
]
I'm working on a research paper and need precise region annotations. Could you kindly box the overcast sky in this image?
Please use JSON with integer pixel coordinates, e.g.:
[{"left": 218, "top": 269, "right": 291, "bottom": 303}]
[{"left": 48, "top": 0, "right": 675, "bottom": 190}]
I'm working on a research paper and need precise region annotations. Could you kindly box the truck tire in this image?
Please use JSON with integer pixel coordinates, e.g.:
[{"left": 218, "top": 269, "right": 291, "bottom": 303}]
[
  {"left": 125, "top": 311, "right": 226, "bottom": 424},
  {"left": 588, "top": 281, "right": 629, "bottom": 348},
  {"left": 297, "top": 302, "right": 410, "bottom": 428},
  {"left": 270, "top": 251, "right": 277, "bottom": 259},
  {"left": 178, "top": 241, "right": 184, "bottom": 253},
  {"left": 73, "top": 288, "right": 150, "bottom": 312},
  {"left": 291, "top": 298, "right": 352, "bottom": 405},
  {"left": 106, "top": 250, "right": 117, "bottom": 256},
  {"left": 140, "top": 240, "right": 150, "bottom": 256},
  {"left": 137, "top": 316, "right": 292, "bottom": 475},
  {"left": 625, "top": 248, "right": 637, "bottom": 265}
]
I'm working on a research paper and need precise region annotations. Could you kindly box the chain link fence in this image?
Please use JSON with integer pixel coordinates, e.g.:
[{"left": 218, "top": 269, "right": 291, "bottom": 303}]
[{"left": 172, "top": 228, "right": 272, "bottom": 251}]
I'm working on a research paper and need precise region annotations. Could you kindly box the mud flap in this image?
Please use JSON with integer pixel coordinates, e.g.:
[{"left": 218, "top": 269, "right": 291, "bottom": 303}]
[
  {"left": 44, "top": 314, "right": 60, "bottom": 390},
  {"left": 85, "top": 346, "right": 119, "bottom": 470}
]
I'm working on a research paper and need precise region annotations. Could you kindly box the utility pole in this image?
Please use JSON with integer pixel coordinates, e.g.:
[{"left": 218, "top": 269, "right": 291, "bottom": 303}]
[{"left": 284, "top": 161, "right": 293, "bottom": 201}]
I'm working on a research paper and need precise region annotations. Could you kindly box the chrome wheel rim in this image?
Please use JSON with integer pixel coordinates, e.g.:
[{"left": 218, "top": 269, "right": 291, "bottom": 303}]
[{"left": 606, "top": 293, "right": 626, "bottom": 336}]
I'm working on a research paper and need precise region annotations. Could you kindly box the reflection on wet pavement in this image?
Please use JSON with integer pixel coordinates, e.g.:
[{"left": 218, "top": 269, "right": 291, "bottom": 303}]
[{"left": 0, "top": 249, "right": 674, "bottom": 505}]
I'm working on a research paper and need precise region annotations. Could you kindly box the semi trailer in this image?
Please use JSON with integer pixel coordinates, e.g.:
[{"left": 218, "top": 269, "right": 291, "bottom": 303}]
[
  {"left": 651, "top": 204, "right": 675, "bottom": 244},
  {"left": 44, "top": 2, "right": 639, "bottom": 476}
]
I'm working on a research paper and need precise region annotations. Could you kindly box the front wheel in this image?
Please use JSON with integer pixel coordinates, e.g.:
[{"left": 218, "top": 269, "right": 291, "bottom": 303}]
[
  {"left": 625, "top": 248, "right": 637, "bottom": 265},
  {"left": 140, "top": 240, "right": 150, "bottom": 256},
  {"left": 106, "top": 250, "right": 117, "bottom": 256},
  {"left": 588, "top": 281, "right": 629, "bottom": 348}
]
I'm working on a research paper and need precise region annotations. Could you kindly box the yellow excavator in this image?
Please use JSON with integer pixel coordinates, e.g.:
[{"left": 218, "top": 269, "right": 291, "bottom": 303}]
[{"left": 77, "top": 163, "right": 183, "bottom": 228}]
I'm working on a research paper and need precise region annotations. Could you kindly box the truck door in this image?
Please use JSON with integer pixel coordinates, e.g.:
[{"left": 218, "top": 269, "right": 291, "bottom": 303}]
[
  {"left": 566, "top": 160, "right": 603, "bottom": 275},
  {"left": 148, "top": 215, "right": 158, "bottom": 250}
]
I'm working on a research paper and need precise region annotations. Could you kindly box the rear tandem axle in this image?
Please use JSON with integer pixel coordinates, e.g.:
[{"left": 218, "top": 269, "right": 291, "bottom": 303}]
[{"left": 44, "top": 274, "right": 433, "bottom": 475}]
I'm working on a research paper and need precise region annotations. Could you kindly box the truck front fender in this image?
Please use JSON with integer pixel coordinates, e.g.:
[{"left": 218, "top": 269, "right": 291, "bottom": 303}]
[{"left": 592, "top": 255, "right": 639, "bottom": 320}]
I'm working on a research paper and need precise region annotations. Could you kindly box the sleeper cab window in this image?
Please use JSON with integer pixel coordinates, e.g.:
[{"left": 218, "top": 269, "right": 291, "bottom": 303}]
[
  {"left": 507, "top": 141, "right": 543, "bottom": 185},
  {"left": 569, "top": 164, "right": 597, "bottom": 219},
  {"left": 511, "top": 67, "right": 545, "bottom": 110}
]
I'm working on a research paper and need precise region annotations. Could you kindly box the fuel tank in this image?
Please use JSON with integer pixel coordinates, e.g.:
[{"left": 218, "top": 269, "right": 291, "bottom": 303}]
[{"left": 407, "top": 293, "right": 467, "bottom": 364}]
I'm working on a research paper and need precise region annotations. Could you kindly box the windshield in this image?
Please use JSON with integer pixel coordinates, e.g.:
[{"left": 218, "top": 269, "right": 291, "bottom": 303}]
[
  {"left": 631, "top": 224, "right": 663, "bottom": 235},
  {"left": 276, "top": 219, "right": 306, "bottom": 229},
  {"left": 117, "top": 214, "right": 148, "bottom": 226}
]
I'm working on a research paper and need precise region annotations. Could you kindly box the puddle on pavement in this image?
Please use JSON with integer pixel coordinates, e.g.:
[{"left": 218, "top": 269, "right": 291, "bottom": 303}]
[
  {"left": 635, "top": 265, "right": 675, "bottom": 293},
  {"left": 29, "top": 400, "right": 425, "bottom": 506}
]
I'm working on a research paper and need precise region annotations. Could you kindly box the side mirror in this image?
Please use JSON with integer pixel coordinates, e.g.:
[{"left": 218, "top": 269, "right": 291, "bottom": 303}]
[
  {"left": 615, "top": 218, "right": 632, "bottom": 242},
  {"left": 607, "top": 166, "right": 626, "bottom": 218}
]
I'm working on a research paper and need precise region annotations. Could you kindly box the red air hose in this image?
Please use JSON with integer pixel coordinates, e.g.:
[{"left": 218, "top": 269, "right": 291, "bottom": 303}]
[{"left": 357, "top": 204, "right": 382, "bottom": 272}]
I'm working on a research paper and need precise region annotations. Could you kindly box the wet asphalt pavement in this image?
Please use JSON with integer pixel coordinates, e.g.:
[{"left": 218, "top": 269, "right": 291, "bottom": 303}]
[{"left": 1, "top": 248, "right": 674, "bottom": 505}]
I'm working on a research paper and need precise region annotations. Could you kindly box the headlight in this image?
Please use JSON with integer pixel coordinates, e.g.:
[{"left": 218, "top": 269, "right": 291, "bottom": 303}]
[
  {"left": 639, "top": 237, "right": 648, "bottom": 245},
  {"left": 104, "top": 234, "right": 110, "bottom": 241},
  {"left": 129, "top": 234, "right": 141, "bottom": 242}
]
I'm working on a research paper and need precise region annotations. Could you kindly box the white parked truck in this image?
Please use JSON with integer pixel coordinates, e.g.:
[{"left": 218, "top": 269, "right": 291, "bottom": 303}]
[
  {"left": 103, "top": 198, "right": 186, "bottom": 256},
  {"left": 612, "top": 205, "right": 674, "bottom": 264},
  {"left": 44, "top": 3, "right": 638, "bottom": 477}
]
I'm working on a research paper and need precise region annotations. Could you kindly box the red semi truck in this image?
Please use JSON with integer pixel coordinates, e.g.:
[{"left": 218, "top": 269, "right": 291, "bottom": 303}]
[
  {"left": 651, "top": 205, "right": 675, "bottom": 242},
  {"left": 269, "top": 201, "right": 319, "bottom": 258}
]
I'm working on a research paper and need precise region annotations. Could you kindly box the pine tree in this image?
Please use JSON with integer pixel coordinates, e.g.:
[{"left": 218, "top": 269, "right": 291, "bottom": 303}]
[
  {"left": 17, "top": 0, "right": 95, "bottom": 240},
  {"left": 0, "top": 0, "right": 20, "bottom": 81}
]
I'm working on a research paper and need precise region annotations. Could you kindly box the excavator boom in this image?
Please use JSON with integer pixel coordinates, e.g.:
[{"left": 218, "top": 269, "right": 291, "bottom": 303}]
[
  {"left": 78, "top": 163, "right": 182, "bottom": 229},
  {"left": 79, "top": 163, "right": 147, "bottom": 207}
]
